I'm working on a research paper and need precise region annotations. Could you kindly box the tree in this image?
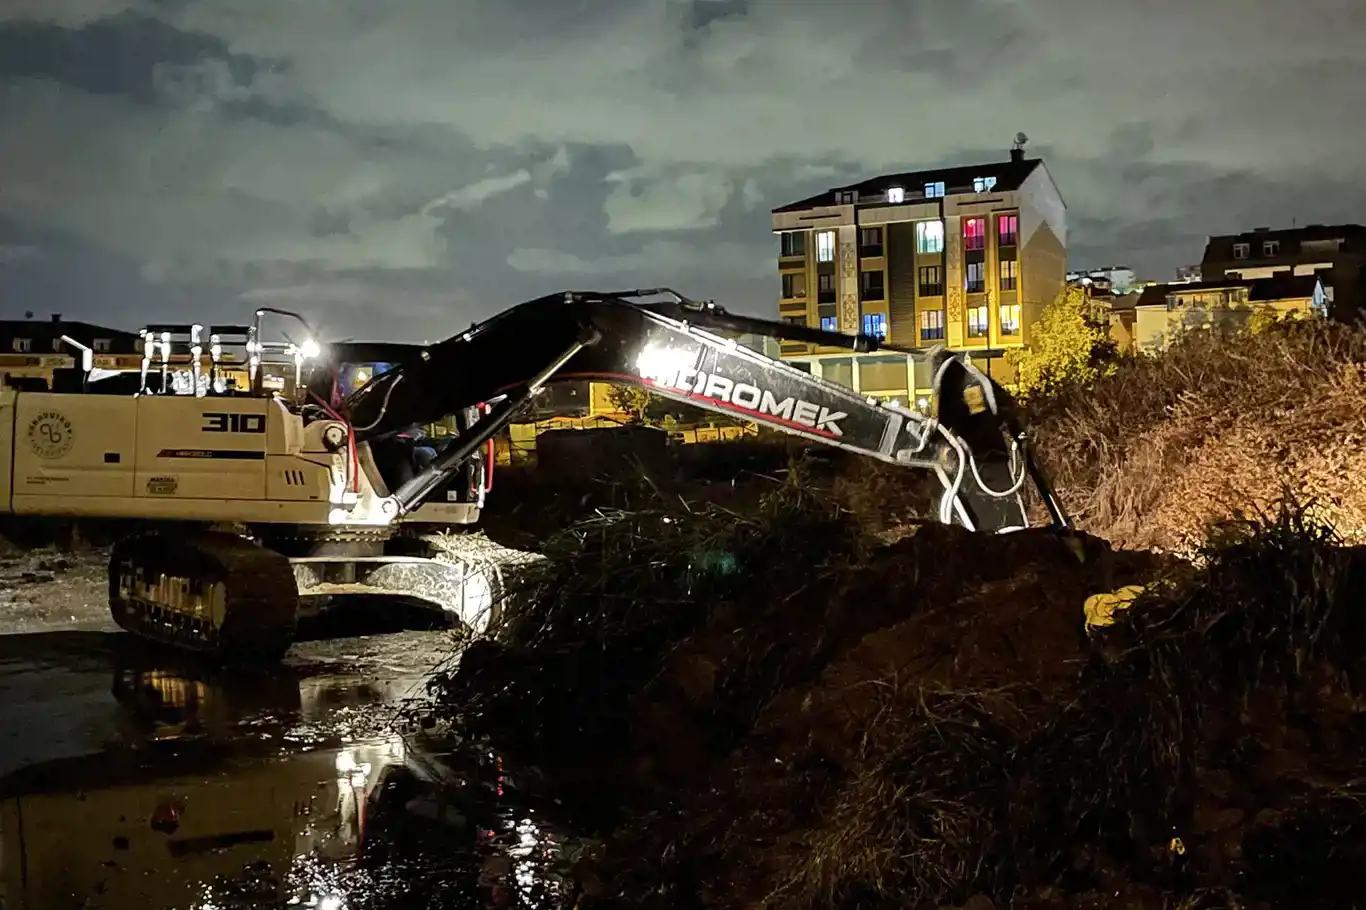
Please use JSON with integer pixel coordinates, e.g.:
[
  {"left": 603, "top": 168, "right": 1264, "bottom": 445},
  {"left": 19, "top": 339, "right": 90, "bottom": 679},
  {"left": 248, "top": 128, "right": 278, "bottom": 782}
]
[
  {"left": 607, "top": 383, "right": 654, "bottom": 423},
  {"left": 1006, "top": 285, "right": 1118, "bottom": 399}
]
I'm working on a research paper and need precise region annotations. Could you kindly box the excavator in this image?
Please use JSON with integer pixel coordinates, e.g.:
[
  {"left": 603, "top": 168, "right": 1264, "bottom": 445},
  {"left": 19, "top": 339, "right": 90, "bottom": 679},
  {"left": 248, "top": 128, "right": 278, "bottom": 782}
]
[{"left": 0, "top": 288, "right": 1071, "bottom": 663}]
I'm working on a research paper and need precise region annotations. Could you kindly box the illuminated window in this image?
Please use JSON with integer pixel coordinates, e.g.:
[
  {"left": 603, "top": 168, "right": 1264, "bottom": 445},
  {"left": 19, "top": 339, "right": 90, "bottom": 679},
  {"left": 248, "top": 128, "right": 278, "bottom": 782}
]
[
  {"left": 968, "top": 304, "right": 989, "bottom": 337},
  {"left": 964, "top": 217, "right": 986, "bottom": 251},
  {"left": 1233, "top": 242, "right": 1249, "bottom": 259},
  {"left": 916, "top": 220, "right": 944, "bottom": 254},
  {"left": 1000, "top": 303, "right": 1021, "bottom": 335},
  {"left": 12, "top": 338, "right": 30, "bottom": 353},
  {"left": 820, "top": 316, "right": 838, "bottom": 332},
  {"left": 816, "top": 230, "right": 836, "bottom": 262},
  {"left": 998, "top": 214, "right": 1018, "bottom": 247},
  {"left": 93, "top": 338, "right": 112, "bottom": 353},
  {"left": 918, "top": 265, "right": 943, "bottom": 296},
  {"left": 862, "top": 313, "right": 887, "bottom": 340},
  {"left": 887, "top": 186, "right": 905, "bottom": 204},
  {"left": 924, "top": 181, "right": 946, "bottom": 198},
  {"left": 920, "top": 309, "right": 945, "bottom": 341},
  {"left": 1000, "top": 259, "right": 1018, "bottom": 291},
  {"left": 966, "top": 261, "right": 985, "bottom": 293},
  {"left": 973, "top": 176, "right": 998, "bottom": 193}
]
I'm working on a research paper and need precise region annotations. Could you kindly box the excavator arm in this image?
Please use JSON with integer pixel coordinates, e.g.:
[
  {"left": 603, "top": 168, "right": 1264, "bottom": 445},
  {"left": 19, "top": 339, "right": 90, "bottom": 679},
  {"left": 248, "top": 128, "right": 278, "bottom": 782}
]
[{"left": 342, "top": 289, "right": 1071, "bottom": 535}]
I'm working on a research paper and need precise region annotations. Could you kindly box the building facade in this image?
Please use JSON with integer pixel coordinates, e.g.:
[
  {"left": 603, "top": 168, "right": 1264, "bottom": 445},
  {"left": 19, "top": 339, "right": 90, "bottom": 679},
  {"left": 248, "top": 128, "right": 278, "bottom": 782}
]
[
  {"left": 771, "top": 147, "right": 1067, "bottom": 402},
  {"left": 1068, "top": 265, "right": 1138, "bottom": 295},
  {"left": 1200, "top": 224, "right": 1366, "bottom": 319},
  {"left": 1123, "top": 275, "right": 1328, "bottom": 353},
  {"left": 0, "top": 314, "right": 143, "bottom": 386}
]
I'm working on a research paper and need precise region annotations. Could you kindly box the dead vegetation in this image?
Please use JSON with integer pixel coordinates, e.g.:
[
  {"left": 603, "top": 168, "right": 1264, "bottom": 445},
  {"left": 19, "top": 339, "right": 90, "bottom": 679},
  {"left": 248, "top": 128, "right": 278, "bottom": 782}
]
[{"left": 1030, "top": 318, "right": 1366, "bottom": 553}]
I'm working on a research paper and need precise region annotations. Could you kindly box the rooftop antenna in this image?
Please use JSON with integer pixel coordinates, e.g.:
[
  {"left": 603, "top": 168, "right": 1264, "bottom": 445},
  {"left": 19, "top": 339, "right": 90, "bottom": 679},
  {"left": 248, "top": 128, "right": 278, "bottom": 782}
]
[{"left": 1013, "top": 131, "right": 1029, "bottom": 152}]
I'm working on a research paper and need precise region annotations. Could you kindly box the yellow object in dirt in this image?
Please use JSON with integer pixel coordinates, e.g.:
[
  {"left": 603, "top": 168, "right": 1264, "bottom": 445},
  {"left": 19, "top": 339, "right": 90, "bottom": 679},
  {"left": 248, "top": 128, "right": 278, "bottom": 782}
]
[{"left": 1083, "top": 584, "right": 1145, "bottom": 630}]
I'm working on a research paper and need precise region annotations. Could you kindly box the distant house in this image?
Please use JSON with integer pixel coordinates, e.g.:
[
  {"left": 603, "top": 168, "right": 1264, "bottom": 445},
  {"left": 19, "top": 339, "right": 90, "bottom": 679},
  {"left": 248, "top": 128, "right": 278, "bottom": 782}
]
[
  {"left": 1125, "top": 275, "right": 1328, "bottom": 353},
  {"left": 0, "top": 314, "right": 142, "bottom": 386},
  {"left": 1200, "top": 224, "right": 1365, "bottom": 319}
]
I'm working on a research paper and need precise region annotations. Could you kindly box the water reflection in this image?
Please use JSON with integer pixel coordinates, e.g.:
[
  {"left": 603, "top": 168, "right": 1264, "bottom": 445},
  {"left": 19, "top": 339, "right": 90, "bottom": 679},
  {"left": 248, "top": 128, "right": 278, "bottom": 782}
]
[{"left": 0, "top": 649, "right": 582, "bottom": 909}]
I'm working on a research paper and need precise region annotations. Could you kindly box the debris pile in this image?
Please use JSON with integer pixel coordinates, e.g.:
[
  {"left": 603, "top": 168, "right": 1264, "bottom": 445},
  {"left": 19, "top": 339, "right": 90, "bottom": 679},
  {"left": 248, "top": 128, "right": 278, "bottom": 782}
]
[{"left": 433, "top": 465, "right": 1366, "bottom": 909}]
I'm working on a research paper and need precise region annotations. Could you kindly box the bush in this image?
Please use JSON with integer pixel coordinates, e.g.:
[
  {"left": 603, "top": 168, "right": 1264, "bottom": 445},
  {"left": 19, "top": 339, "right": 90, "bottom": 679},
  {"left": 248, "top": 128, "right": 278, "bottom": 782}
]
[{"left": 1027, "top": 318, "right": 1366, "bottom": 552}]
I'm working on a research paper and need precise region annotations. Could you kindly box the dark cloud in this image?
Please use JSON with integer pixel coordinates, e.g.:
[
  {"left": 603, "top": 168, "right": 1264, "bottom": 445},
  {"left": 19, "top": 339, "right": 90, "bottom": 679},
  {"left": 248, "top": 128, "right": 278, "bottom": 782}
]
[
  {"left": 0, "top": 12, "right": 249, "bottom": 103},
  {"left": 0, "top": 0, "right": 1364, "bottom": 339}
]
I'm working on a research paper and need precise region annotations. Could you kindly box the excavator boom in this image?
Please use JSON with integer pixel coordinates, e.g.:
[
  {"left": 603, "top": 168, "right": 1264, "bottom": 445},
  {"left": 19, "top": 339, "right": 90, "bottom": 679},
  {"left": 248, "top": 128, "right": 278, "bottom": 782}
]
[{"left": 343, "top": 289, "right": 1069, "bottom": 535}]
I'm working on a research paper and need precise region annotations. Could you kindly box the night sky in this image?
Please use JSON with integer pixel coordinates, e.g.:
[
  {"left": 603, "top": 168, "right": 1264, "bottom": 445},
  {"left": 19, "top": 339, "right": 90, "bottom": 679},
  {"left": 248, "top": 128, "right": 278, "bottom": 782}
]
[{"left": 1, "top": 0, "right": 1363, "bottom": 341}]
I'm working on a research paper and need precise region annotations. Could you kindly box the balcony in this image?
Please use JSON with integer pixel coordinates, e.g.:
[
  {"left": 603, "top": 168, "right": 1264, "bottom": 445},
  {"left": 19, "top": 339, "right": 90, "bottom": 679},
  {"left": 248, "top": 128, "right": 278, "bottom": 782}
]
[{"left": 858, "top": 242, "right": 884, "bottom": 258}]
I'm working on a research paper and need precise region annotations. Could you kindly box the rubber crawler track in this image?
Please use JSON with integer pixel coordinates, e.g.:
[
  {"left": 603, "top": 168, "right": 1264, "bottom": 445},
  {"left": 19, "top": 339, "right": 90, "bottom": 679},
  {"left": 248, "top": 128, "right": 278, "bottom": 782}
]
[{"left": 109, "top": 530, "right": 300, "bottom": 664}]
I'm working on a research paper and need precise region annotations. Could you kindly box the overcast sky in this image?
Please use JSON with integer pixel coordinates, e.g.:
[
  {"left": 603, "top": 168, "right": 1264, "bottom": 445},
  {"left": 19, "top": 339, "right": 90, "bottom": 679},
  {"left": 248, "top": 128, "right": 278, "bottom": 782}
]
[{"left": 1, "top": 0, "right": 1363, "bottom": 341}]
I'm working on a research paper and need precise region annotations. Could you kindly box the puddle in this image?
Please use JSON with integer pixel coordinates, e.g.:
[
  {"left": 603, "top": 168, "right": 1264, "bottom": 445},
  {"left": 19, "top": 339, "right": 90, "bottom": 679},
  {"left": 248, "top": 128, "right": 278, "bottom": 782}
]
[{"left": 0, "top": 638, "right": 587, "bottom": 909}]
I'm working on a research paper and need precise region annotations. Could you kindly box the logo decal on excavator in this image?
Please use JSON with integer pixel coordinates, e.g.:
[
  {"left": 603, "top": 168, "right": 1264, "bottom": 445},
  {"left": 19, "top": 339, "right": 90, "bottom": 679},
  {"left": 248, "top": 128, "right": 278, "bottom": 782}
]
[
  {"left": 27, "top": 410, "right": 74, "bottom": 459},
  {"left": 645, "top": 366, "right": 848, "bottom": 436}
]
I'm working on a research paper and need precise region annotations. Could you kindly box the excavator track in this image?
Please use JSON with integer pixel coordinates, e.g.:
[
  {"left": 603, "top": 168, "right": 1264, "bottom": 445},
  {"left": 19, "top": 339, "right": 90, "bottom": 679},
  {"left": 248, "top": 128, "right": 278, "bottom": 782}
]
[{"left": 108, "top": 530, "right": 300, "bottom": 664}]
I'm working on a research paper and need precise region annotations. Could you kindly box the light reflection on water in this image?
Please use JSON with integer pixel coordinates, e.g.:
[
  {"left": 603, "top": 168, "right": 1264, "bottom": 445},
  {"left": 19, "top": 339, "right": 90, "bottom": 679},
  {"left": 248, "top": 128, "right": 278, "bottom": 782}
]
[{"left": 0, "top": 651, "right": 584, "bottom": 910}]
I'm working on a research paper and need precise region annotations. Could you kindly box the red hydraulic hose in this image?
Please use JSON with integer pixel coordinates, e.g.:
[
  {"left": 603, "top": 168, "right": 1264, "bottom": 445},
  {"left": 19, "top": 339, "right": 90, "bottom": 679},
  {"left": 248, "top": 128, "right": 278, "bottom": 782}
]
[{"left": 481, "top": 402, "right": 495, "bottom": 492}]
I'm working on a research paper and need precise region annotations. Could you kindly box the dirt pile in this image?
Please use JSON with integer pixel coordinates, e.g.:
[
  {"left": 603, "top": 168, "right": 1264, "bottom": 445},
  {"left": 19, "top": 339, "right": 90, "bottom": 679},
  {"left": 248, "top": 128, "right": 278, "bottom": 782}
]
[
  {"left": 1030, "top": 319, "right": 1366, "bottom": 555},
  {"left": 429, "top": 469, "right": 1366, "bottom": 908}
]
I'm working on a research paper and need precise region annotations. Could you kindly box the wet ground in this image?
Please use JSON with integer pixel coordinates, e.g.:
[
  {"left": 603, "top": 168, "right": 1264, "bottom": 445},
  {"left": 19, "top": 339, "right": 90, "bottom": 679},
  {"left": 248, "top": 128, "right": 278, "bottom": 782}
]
[{"left": 0, "top": 546, "right": 583, "bottom": 910}]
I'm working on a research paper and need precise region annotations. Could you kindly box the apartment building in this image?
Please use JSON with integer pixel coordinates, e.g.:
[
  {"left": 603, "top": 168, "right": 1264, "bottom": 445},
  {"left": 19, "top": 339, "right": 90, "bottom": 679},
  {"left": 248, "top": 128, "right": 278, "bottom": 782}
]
[
  {"left": 771, "top": 146, "right": 1067, "bottom": 401},
  {"left": 1200, "top": 224, "right": 1366, "bottom": 319}
]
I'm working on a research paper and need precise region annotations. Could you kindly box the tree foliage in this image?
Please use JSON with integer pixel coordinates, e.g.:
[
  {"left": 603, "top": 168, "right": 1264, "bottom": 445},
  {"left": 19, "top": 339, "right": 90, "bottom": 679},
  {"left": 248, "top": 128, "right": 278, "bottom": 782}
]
[
  {"left": 607, "top": 382, "right": 754, "bottom": 430},
  {"left": 608, "top": 384, "right": 655, "bottom": 423},
  {"left": 1006, "top": 286, "right": 1118, "bottom": 399}
]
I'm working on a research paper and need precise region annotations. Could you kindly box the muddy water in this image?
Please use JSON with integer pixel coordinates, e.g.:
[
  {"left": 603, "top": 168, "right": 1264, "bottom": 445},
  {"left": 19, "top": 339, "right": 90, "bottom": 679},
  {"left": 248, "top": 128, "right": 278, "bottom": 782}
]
[{"left": 0, "top": 549, "right": 586, "bottom": 909}]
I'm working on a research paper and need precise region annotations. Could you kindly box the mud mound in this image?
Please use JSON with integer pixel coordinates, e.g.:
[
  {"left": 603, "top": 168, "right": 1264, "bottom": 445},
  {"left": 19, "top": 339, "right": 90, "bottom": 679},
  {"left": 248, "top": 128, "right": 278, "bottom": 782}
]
[
  {"left": 437, "top": 482, "right": 1366, "bottom": 909},
  {"left": 1030, "top": 319, "right": 1366, "bottom": 554}
]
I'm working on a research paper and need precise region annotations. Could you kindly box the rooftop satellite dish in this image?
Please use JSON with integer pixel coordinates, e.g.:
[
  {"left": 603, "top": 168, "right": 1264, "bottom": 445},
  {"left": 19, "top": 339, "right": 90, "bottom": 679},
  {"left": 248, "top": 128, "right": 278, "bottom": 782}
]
[{"left": 1013, "top": 132, "right": 1029, "bottom": 151}]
